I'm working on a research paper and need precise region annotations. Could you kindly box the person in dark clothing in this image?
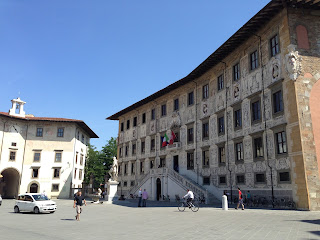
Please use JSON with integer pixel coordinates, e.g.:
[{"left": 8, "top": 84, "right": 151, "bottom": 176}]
[{"left": 73, "top": 191, "right": 86, "bottom": 221}]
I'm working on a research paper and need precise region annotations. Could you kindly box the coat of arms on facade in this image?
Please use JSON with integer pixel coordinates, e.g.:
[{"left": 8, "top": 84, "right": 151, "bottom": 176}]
[
  {"left": 233, "top": 82, "right": 240, "bottom": 101},
  {"left": 170, "top": 111, "right": 181, "bottom": 129},
  {"left": 284, "top": 44, "right": 302, "bottom": 81},
  {"left": 270, "top": 57, "right": 281, "bottom": 82}
]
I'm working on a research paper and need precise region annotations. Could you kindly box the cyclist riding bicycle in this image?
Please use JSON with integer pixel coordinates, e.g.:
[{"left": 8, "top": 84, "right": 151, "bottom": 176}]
[{"left": 183, "top": 189, "right": 194, "bottom": 208}]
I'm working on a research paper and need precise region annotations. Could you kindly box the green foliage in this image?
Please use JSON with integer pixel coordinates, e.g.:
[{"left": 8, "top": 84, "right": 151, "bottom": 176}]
[{"left": 84, "top": 138, "right": 117, "bottom": 189}]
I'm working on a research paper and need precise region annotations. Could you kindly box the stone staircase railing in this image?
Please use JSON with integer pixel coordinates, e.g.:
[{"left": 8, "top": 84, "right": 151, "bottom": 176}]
[{"left": 128, "top": 173, "right": 150, "bottom": 195}]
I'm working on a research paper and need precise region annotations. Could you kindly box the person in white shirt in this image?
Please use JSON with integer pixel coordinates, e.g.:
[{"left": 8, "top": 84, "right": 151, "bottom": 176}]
[{"left": 183, "top": 189, "right": 194, "bottom": 208}]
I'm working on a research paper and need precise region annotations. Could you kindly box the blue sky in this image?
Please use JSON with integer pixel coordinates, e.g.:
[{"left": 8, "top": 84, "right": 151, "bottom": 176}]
[{"left": 0, "top": 0, "right": 270, "bottom": 150}]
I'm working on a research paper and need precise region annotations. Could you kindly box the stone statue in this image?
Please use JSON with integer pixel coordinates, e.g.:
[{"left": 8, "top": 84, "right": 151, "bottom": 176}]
[
  {"left": 285, "top": 44, "right": 302, "bottom": 81},
  {"left": 108, "top": 157, "right": 118, "bottom": 181}
]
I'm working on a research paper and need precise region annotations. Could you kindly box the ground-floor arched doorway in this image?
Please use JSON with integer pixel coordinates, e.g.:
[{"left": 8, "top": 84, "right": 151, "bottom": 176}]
[
  {"left": 0, "top": 168, "right": 20, "bottom": 198},
  {"left": 156, "top": 178, "right": 161, "bottom": 201},
  {"left": 30, "top": 183, "right": 39, "bottom": 193}
]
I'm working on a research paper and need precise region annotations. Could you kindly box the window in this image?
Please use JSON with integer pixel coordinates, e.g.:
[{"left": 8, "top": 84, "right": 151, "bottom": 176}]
[
  {"left": 150, "top": 159, "right": 154, "bottom": 169},
  {"left": 75, "top": 153, "right": 78, "bottom": 164},
  {"left": 132, "top": 144, "right": 136, "bottom": 155},
  {"left": 202, "top": 149, "right": 209, "bottom": 167},
  {"left": 237, "top": 175, "right": 245, "bottom": 184},
  {"left": 217, "top": 74, "right": 224, "bottom": 91},
  {"left": 142, "top": 113, "right": 146, "bottom": 124},
  {"left": 188, "top": 91, "right": 194, "bottom": 106},
  {"left": 187, "top": 152, "right": 194, "bottom": 170},
  {"left": 203, "top": 84, "right": 209, "bottom": 99},
  {"left": 276, "top": 131, "right": 287, "bottom": 154},
  {"left": 131, "top": 181, "right": 135, "bottom": 187},
  {"left": 250, "top": 50, "right": 259, "bottom": 70},
  {"left": 79, "top": 169, "right": 83, "bottom": 180},
  {"left": 133, "top": 117, "right": 137, "bottom": 127},
  {"left": 52, "top": 184, "right": 59, "bottom": 192},
  {"left": 36, "top": 128, "right": 43, "bottom": 137},
  {"left": 251, "top": 100, "right": 261, "bottom": 122},
  {"left": 235, "top": 142, "right": 244, "bottom": 162},
  {"left": 203, "top": 177, "right": 210, "bottom": 185},
  {"left": 120, "top": 122, "right": 124, "bottom": 132},
  {"left": 32, "top": 168, "right": 39, "bottom": 178},
  {"left": 255, "top": 173, "right": 265, "bottom": 183},
  {"left": 57, "top": 128, "right": 64, "bottom": 137},
  {"left": 141, "top": 141, "right": 145, "bottom": 153},
  {"left": 11, "top": 142, "right": 16, "bottom": 147},
  {"left": 218, "top": 116, "right": 225, "bottom": 134},
  {"left": 125, "top": 146, "right": 128, "bottom": 156},
  {"left": 151, "top": 138, "right": 155, "bottom": 151},
  {"left": 33, "top": 152, "right": 41, "bottom": 162},
  {"left": 118, "top": 165, "right": 121, "bottom": 175},
  {"left": 140, "top": 161, "right": 144, "bottom": 173},
  {"left": 273, "top": 90, "right": 283, "bottom": 114},
  {"left": 202, "top": 122, "right": 209, "bottom": 139},
  {"left": 53, "top": 168, "right": 60, "bottom": 178},
  {"left": 81, "top": 134, "right": 84, "bottom": 143},
  {"left": 124, "top": 163, "right": 127, "bottom": 175},
  {"left": 123, "top": 181, "right": 127, "bottom": 187},
  {"left": 234, "top": 109, "right": 242, "bottom": 128},
  {"left": 233, "top": 63, "right": 240, "bottom": 81},
  {"left": 131, "top": 162, "right": 135, "bottom": 174},
  {"left": 218, "top": 146, "right": 226, "bottom": 164},
  {"left": 187, "top": 127, "right": 194, "bottom": 143},
  {"left": 55, "top": 151, "right": 62, "bottom": 162},
  {"left": 80, "top": 154, "right": 84, "bottom": 165},
  {"left": 127, "top": 120, "right": 130, "bottom": 129},
  {"left": 174, "top": 98, "right": 179, "bottom": 111},
  {"left": 270, "top": 34, "right": 280, "bottom": 57},
  {"left": 219, "top": 176, "right": 226, "bottom": 184},
  {"left": 151, "top": 109, "right": 155, "bottom": 120},
  {"left": 77, "top": 131, "right": 80, "bottom": 140},
  {"left": 254, "top": 137, "right": 264, "bottom": 158},
  {"left": 119, "top": 147, "right": 122, "bottom": 157},
  {"left": 9, "top": 151, "right": 16, "bottom": 161},
  {"left": 161, "top": 104, "right": 167, "bottom": 116},
  {"left": 279, "top": 171, "right": 290, "bottom": 182},
  {"left": 160, "top": 157, "right": 166, "bottom": 168},
  {"left": 74, "top": 169, "right": 77, "bottom": 179}
]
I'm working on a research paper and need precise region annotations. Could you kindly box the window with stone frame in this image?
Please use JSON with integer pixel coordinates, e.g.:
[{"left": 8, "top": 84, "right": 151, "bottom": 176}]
[
  {"left": 119, "top": 147, "right": 122, "bottom": 157},
  {"left": 275, "top": 131, "right": 287, "bottom": 154},
  {"left": 141, "top": 141, "right": 145, "bottom": 153},
  {"left": 218, "top": 145, "right": 226, "bottom": 165},
  {"left": 174, "top": 98, "right": 179, "bottom": 111},
  {"left": 250, "top": 50, "right": 259, "bottom": 70},
  {"left": 202, "top": 149, "right": 209, "bottom": 167},
  {"left": 133, "top": 117, "right": 137, "bottom": 127},
  {"left": 53, "top": 168, "right": 61, "bottom": 178},
  {"left": 150, "top": 137, "right": 155, "bottom": 151},
  {"left": 187, "top": 152, "right": 194, "bottom": 170},
  {"left": 74, "top": 168, "right": 77, "bottom": 179},
  {"left": 9, "top": 151, "right": 16, "bottom": 161},
  {"left": 125, "top": 145, "right": 128, "bottom": 156},
  {"left": 32, "top": 168, "right": 39, "bottom": 178},
  {"left": 161, "top": 104, "right": 167, "bottom": 117},
  {"left": 234, "top": 108, "right": 242, "bottom": 129},
  {"left": 118, "top": 165, "right": 121, "bottom": 176},
  {"left": 131, "top": 181, "right": 135, "bottom": 187},
  {"left": 233, "top": 62, "right": 240, "bottom": 81},
  {"left": 131, "top": 162, "right": 135, "bottom": 174},
  {"left": 36, "top": 127, "right": 43, "bottom": 137},
  {"left": 150, "top": 159, "right": 154, "bottom": 169},
  {"left": 123, "top": 181, "right": 127, "bottom": 187},
  {"left": 203, "top": 84, "right": 209, "bottom": 99},
  {"left": 253, "top": 137, "right": 264, "bottom": 158},
  {"left": 270, "top": 34, "right": 280, "bottom": 57},
  {"left": 202, "top": 121, "right": 209, "bottom": 140},
  {"left": 188, "top": 91, "right": 194, "bottom": 106},
  {"left": 54, "top": 151, "right": 62, "bottom": 162},
  {"left": 217, "top": 74, "right": 224, "bottom": 91},
  {"left": 273, "top": 90, "right": 284, "bottom": 114},
  {"left": 121, "top": 122, "right": 124, "bottom": 131},
  {"left": 218, "top": 115, "right": 225, "bottom": 135},
  {"left": 79, "top": 169, "right": 83, "bottom": 180},
  {"left": 187, "top": 127, "right": 194, "bottom": 143},
  {"left": 140, "top": 161, "right": 144, "bottom": 173},
  {"left": 237, "top": 175, "right": 245, "bottom": 184},
  {"left": 142, "top": 113, "right": 146, "bottom": 124},
  {"left": 127, "top": 120, "right": 130, "bottom": 129},
  {"left": 132, "top": 143, "right": 136, "bottom": 155},
  {"left": 124, "top": 163, "right": 128, "bottom": 175},
  {"left": 160, "top": 157, "right": 166, "bottom": 168},
  {"left": 151, "top": 109, "right": 156, "bottom": 120},
  {"left": 33, "top": 151, "right": 41, "bottom": 162},
  {"left": 57, "top": 128, "right": 64, "bottom": 137},
  {"left": 235, "top": 142, "right": 244, "bottom": 163},
  {"left": 75, "top": 152, "right": 78, "bottom": 164},
  {"left": 255, "top": 173, "right": 265, "bottom": 183},
  {"left": 279, "top": 171, "right": 290, "bottom": 183},
  {"left": 251, "top": 100, "right": 261, "bottom": 122},
  {"left": 52, "top": 184, "right": 59, "bottom": 192},
  {"left": 203, "top": 177, "right": 210, "bottom": 185},
  {"left": 219, "top": 176, "right": 226, "bottom": 184},
  {"left": 81, "top": 134, "right": 84, "bottom": 143}
]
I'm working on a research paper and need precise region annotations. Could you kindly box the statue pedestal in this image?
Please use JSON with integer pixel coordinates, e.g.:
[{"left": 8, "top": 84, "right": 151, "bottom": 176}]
[{"left": 106, "top": 180, "right": 119, "bottom": 204}]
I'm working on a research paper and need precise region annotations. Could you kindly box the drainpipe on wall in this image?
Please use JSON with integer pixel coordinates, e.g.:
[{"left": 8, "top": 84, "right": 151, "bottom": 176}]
[{"left": 20, "top": 123, "right": 29, "bottom": 195}]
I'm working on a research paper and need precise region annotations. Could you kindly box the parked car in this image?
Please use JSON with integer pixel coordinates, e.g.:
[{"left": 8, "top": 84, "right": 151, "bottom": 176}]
[
  {"left": 14, "top": 193, "right": 57, "bottom": 214},
  {"left": 0, "top": 194, "right": 2, "bottom": 206}
]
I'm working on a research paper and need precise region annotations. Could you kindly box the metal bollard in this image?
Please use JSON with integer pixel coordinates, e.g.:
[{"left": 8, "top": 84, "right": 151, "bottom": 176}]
[{"left": 222, "top": 195, "right": 228, "bottom": 210}]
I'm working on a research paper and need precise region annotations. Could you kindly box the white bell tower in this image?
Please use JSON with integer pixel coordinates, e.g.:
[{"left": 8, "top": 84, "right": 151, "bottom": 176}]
[{"left": 9, "top": 97, "right": 26, "bottom": 117}]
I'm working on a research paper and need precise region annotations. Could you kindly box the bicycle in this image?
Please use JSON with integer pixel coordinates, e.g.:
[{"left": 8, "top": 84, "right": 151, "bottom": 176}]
[{"left": 178, "top": 199, "right": 199, "bottom": 212}]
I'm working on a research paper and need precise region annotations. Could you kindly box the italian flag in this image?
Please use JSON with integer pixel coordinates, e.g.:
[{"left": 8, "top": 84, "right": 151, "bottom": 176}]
[
  {"left": 162, "top": 133, "right": 169, "bottom": 147},
  {"left": 169, "top": 131, "right": 176, "bottom": 145}
]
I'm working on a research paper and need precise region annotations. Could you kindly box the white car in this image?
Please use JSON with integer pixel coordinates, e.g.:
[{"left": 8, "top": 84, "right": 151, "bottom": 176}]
[
  {"left": 0, "top": 194, "right": 2, "bottom": 206},
  {"left": 14, "top": 193, "right": 57, "bottom": 214}
]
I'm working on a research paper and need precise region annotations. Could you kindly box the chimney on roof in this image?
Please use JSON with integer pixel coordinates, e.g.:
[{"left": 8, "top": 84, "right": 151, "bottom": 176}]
[{"left": 9, "top": 97, "right": 26, "bottom": 117}]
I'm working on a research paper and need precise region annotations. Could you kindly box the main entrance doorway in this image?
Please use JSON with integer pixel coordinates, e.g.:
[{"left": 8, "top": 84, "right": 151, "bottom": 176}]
[
  {"left": 173, "top": 155, "right": 179, "bottom": 172},
  {"left": 0, "top": 168, "right": 20, "bottom": 198},
  {"left": 156, "top": 178, "right": 161, "bottom": 201},
  {"left": 30, "top": 183, "right": 39, "bottom": 193}
]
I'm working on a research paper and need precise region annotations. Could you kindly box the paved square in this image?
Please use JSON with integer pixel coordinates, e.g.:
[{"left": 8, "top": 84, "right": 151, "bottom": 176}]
[{"left": 1, "top": 199, "right": 320, "bottom": 240}]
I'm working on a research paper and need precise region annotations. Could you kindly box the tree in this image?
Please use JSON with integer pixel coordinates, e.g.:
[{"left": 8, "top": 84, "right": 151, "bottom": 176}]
[{"left": 101, "top": 137, "right": 117, "bottom": 170}]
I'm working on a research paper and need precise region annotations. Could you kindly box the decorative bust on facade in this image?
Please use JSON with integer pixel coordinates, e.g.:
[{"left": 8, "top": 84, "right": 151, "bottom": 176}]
[
  {"left": 285, "top": 44, "right": 302, "bottom": 81},
  {"left": 170, "top": 111, "right": 181, "bottom": 129},
  {"left": 270, "top": 57, "right": 281, "bottom": 82},
  {"left": 108, "top": 157, "right": 118, "bottom": 181}
]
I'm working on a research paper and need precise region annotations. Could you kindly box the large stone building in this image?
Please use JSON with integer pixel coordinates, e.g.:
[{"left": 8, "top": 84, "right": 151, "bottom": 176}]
[
  {"left": 108, "top": 0, "right": 320, "bottom": 210},
  {"left": 0, "top": 98, "right": 98, "bottom": 199}
]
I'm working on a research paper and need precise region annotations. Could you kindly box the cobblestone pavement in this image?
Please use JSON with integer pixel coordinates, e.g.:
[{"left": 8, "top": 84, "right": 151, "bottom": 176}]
[{"left": 1, "top": 199, "right": 320, "bottom": 240}]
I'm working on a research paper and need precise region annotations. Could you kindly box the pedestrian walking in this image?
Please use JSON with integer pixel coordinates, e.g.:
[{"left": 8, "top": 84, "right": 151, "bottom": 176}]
[
  {"left": 73, "top": 191, "right": 87, "bottom": 221},
  {"left": 235, "top": 187, "right": 244, "bottom": 210},
  {"left": 142, "top": 189, "right": 148, "bottom": 207},
  {"left": 138, "top": 188, "right": 142, "bottom": 207},
  {"left": 246, "top": 190, "right": 252, "bottom": 206}
]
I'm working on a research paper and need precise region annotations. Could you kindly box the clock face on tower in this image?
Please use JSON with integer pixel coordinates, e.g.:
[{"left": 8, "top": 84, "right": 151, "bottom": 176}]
[{"left": 10, "top": 125, "right": 21, "bottom": 133}]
